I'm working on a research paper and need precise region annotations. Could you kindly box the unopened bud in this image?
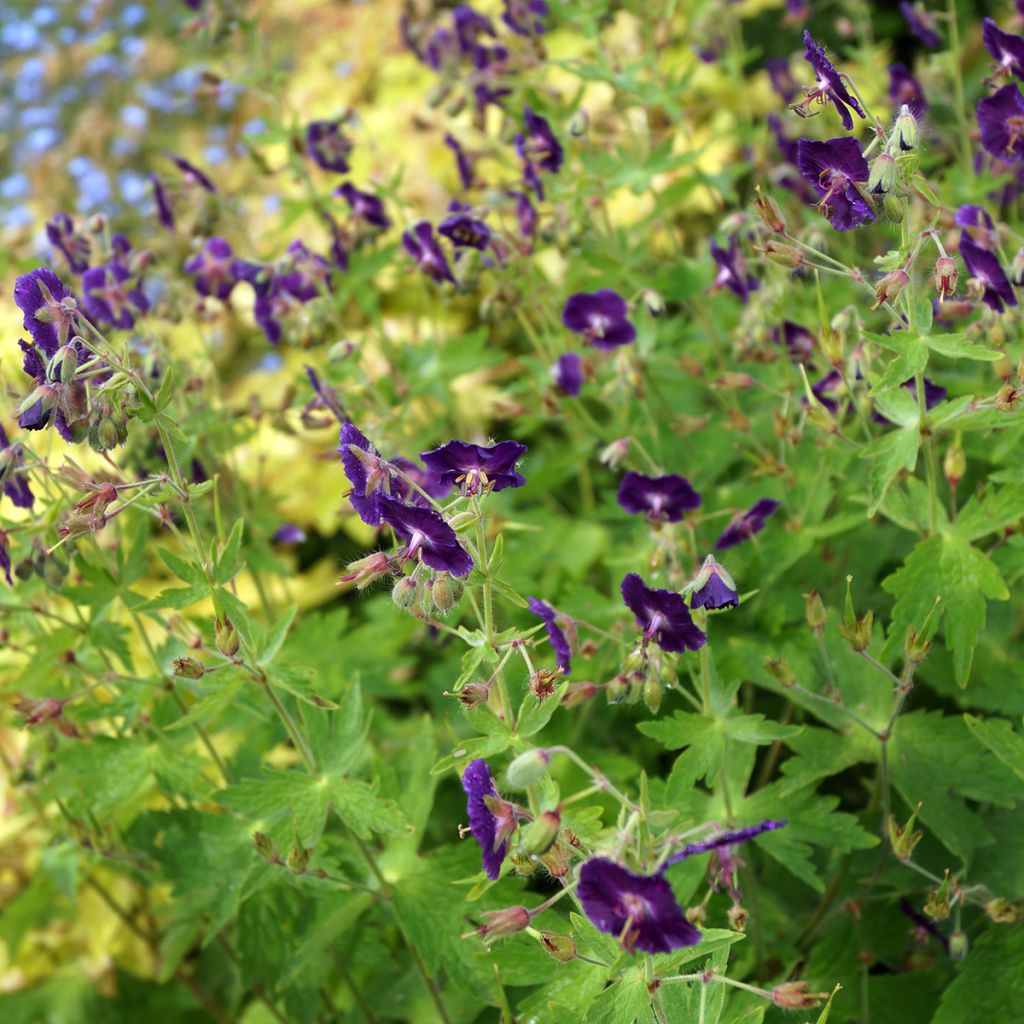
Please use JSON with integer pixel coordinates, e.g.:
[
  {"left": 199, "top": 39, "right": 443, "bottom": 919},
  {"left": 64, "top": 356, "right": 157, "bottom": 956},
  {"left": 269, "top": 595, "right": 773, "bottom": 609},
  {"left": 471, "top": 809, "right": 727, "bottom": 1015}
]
[
  {"left": 47, "top": 344, "right": 79, "bottom": 386},
  {"left": 539, "top": 931, "right": 576, "bottom": 961},
  {"left": 505, "top": 749, "right": 551, "bottom": 789},
  {"left": 872, "top": 269, "right": 910, "bottom": 310},
  {"left": 642, "top": 289, "right": 665, "bottom": 316},
  {"left": 599, "top": 438, "right": 631, "bottom": 469},
  {"left": 569, "top": 109, "right": 589, "bottom": 137},
  {"left": 431, "top": 575, "right": 456, "bottom": 615},
  {"left": 753, "top": 185, "right": 786, "bottom": 233},
  {"left": 892, "top": 105, "right": 919, "bottom": 152},
  {"left": 944, "top": 445, "right": 965, "bottom": 488},
  {"left": 453, "top": 681, "right": 490, "bottom": 708},
  {"left": 804, "top": 590, "right": 827, "bottom": 631},
  {"left": 172, "top": 657, "right": 206, "bottom": 680},
  {"left": 523, "top": 810, "right": 561, "bottom": 856},
  {"left": 883, "top": 192, "right": 905, "bottom": 222},
  {"left": 562, "top": 680, "right": 599, "bottom": 707},
  {"left": 338, "top": 550, "right": 391, "bottom": 589},
  {"left": 468, "top": 906, "right": 531, "bottom": 943},
  {"left": 756, "top": 239, "right": 804, "bottom": 269},
  {"left": 391, "top": 576, "right": 419, "bottom": 609},
  {"left": 868, "top": 152, "right": 899, "bottom": 195},
  {"left": 215, "top": 616, "right": 240, "bottom": 657},
  {"left": 771, "top": 981, "right": 830, "bottom": 1010},
  {"left": 642, "top": 676, "right": 663, "bottom": 714},
  {"left": 605, "top": 673, "right": 630, "bottom": 704},
  {"left": 948, "top": 930, "right": 969, "bottom": 960},
  {"left": 727, "top": 903, "right": 748, "bottom": 931},
  {"left": 887, "top": 802, "right": 923, "bottom": 861},
  {"left": 934, "top": 256, "right": 958, "bottom": 299}
]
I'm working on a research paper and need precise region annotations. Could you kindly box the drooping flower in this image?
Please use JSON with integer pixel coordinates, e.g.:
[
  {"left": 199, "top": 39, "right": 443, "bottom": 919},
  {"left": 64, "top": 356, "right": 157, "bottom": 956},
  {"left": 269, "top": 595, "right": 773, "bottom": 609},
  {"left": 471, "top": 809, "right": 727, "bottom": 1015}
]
[
  {"left": 379, "top": 496, "right": 473, "bottom": 577},
  {"left": 15, "top": 268, "right": 81, "bottom": 357},
  {"left": 621, "top": 573, "right": 707, "bottom": 653},
  {"left": 578, "top": 858, "right": 700, "bottom": 954},
  {"left": 402, "top": 222, "right": 456, "bottom": 284},
  {"left": 528, "top": 597, "right": 572, "bottom": 674},
  {"left": 955, "top": 205, "right": 994, "bottom": 230},
  {"left": 509, "top": 189, "right": 537, "bottom": 240},
  {"left": 617, "top": 472, "right": 701, "bottom": 523},
  {"left": 0, "top": 424, "right": 34, "bottom": 509},
  {"left": 773, "top": 321, "right": 816, "bottom": 361},
  {"left": 280, "top": 240, "right": 333, "bottom": 301},
  {"left": 16, "top": 338, "right": 83, "bottom": 442},
  {"left": 336, "top": 182, "right": 390, "bottom": 230},
  {"left": 462, "top": 759, "right": 517, "bottom": 880},
  {"left": 977, "top": 84, "right": 1024, "bottom": 162},
  {"left": 552, "top": 352, "right": 584, "bottom": 396},
  {"left": 710, "top": 236, "right": 759, "bottom": 303},
  {"left": 184, "top": 237, "right": 238, "bottom": 300},
  {"left": 424, "top": 26, "right": 458, "bottom": 71},
  {"left": 982, "top": 18, "right": 1024, "bottom": 79},
  {"left": 305, "top": 119, "right": 353, "bottom": 173},
  {"left": 562, "top": 290, "right": 636, "bottom": 349},
  {"left": 811, "top": 369, "right": 843, "bottom": 413},
  {"left": 149, "top": 173, "right": 175, "bottom": 229},
  {"left": 444, "top": 134, "right": 475, "bottom": 191},
  {"left": 689, "top": 555, "right": 738, "bottom": 611},
  {"left": 798, "top": 31, "right": 865, "bottom": 131},
  {"left": 80, "top": 262, "right": 149, "bottom": 330},
  {"left": 503, "top": 0, "right": 547, "bottom": 35},
  {"left": 765, "top": 57, "right": 797, "bottom": 103},
  {"left": 516, "top": 107, "right": 564, "bottom": 199},
  {"left": 0, "top": 529, "right": 11, "bottom": 586},
  {"left": 889, "top": 63, "right": 927, "bottom": 119},
  {"left": 46, "top": 214, "right": 91, "bottom": 273},
  {"left": 438, "top": 208, "right": 491, "bottom": 250},
  {"left": 796, "top": 137, "right": 875, "bottom": 232},
  {"left": 959, "top": 233, "right": 1018, "bottom": 312},
  {"left": 420, "top": 439, "right": 527, "bottom": 495},
  {"left": 453, "top": 5, "right": 495, "bottom": 52},
  {"left": 665, "top": 820, "right": 787, "bottom": 865},
  {"left": 171, "top": 155, "right": 216, "bottom": 192},
  {"left": 900, "top": 2, "right": 941, "bottom": 48},
  {"left": 715, "top": 499, "right": 781, "bottom": 550},
  {"left": 339, "top": 421, "right": 393, "bottom": 526}
]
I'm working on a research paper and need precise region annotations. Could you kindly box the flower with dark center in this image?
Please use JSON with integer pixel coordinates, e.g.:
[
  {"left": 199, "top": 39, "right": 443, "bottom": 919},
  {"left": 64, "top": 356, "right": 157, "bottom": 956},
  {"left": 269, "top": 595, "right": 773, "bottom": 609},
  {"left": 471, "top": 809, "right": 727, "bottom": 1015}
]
[
  {"left": 81, "top": 262, "right": 149, "bottom": 330},
  {"left": 562, "top": 290, "right": 636, "bottom": 349},
  {"left": 766, "top": 57, "right": 797, "bottom": 103},
  {"left": 528, "top": 597, "right": 572, "bottom": 674},
  {"left": 280, "top": 241, "right": 333, "bottom": 302},
  {"left": 617, "top": 472, "right": 701, "bottom": 523},
  {"left": 453, "top": 5, "right": 495, "bottom": 52},
  {"left": 982, "top": 18, "right": 1024, "bottom": 79},
  {"left": 184, "top": 237, "right": 238, "bottom": 300},
  {"left": 171, "top": 155, "right": 216, "bottom": 192},
  {"left": 710, "top": 235, "right": 759, "bottom": 303},
  {"left": 46, "top": 213, "right": 91, "bottom": 273},
  {"left": 773, "top": 321, "right": 816, "bottom": 361},
  {"left": 553, "top": 352, "right": 583, "bottom": 396},
  {"left": 578, "top": 858, "right": 700, "bottom": 954},
  {"left": 796, "top": 136, "right": 875, "bottom": 231},
  {"left": 900, "top": 2, "right": 942, "bottom": 48},
  {"left": 715, "top": 499, "right": 781, "bottom": 550},
  {"left": 149, "top": 173, "right": 175, "bottom": 229},
  {"left": 420, "top": 439, "right": 527, "bottom": 495},
  {"left": 339, "top": 421, "right": 393, "bottom": 526},
  {"left": 959, "top": 233, "right": 1018, "bottom": 313},
  {"left": 402, "top": 222, "right": 456, "bottom": 284},
  {"left": 689, "top": 555, "right": 739, "bottom": 610},
  {"left": 516, "top": 107, "right": 564, "bottom": 199},
  {"left": 305, "top": 119, "right": 353, "bottom": 173},
  {"left": 977, "top": 84, "right": 1024, "bottom": 162},
  {"left": 0, "top": 424, "right": 34, "bottom": 509},
  {"left": 665, "top": 820, "right": 787, "bottom": 865},
  {"left": 15, "top": 268, "right": 81, "bottom": 357},
  {"left": 379, "top": 496, "right": 473, "bottom": 577},
  {"left": 503, "top": 0, "right": 547, "bottom": 36},
  {"left": 462, "top": 759, "right": 517, "bottom": 880},
  {"left": 621, "top": 573, "right": 707, "bottom": 653},
  {"left": 439, "top": 209, "right": 491, "bottom": 250},
  {"left": 889, "top": 62, "right": 928, "bottom": 119},
  {"left": 796, "top": 31, "right": 865, "bottom": 130},
  {"left": 445, "top": 133, "right": 475, "bottom": 190},
  {"left": 336, "top": 182, "right": 390, "bottom": 230}
]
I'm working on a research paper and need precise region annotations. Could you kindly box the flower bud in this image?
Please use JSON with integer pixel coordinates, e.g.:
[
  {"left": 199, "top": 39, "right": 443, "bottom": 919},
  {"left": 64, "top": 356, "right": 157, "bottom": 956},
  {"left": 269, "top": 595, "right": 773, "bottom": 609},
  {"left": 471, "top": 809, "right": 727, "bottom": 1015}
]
[
  {"left": 984, "top": 898, "right": 1018, "bottom": 924},
  {"left": 892, "top": 105, "right": 919, "bottom": 152},
  {"left": 868, "top": 153, "right": 899, "bottom": 195},
  {"left": 755, "top": 239, "right": 804, "bottom": 269},
  {"left": 173, "top": 657, "right": 206, "bottom": 680},
  {"left": 338, "top": 551, "right": 391, "bottom": 590},
  {"left": 599, "top": 438, "right": 631, "bottom": 469},
  {"left": 540, "top": 839, "right": 571, "bottom": 878},
  {"left": 562, "top": 680, "right": 599, "bottom": 707},
  {"left": 882, "top": 192, "right": 905, "bottom": 222},
  {"left": 872, "top": 269, "right": 910, "bottom": 310},
  {"left": 642, "top": 289, "right": 665, "bottom": 317},
  {"left": 948, "top": 930, "right": 969, "bottom": 961},
  {"left": 753, "top": 185, "right": 786, "bottom": 233},
  {"left": 391, "top": 576, "right": 419, "bottom": 609},
  {"left": 431, "top": 574, "right": 456, "bottom": 615},
  {"left": 887, "top": 802, "right": 923, "bottom": 861},
  {"left": 452, "top": 681, "right": 491, "bottom": 708},
  {"left": 605, "top": 673, "right": 630, "bottom": 704},
  {"left": 253, "top": 831, "right": 281, "bottom": 864},
  {"left": 944, "top": 445, "right": 965, "bottom": 489},
  {"left": 505, "top": 749, "right": 551, "bottom": 789},
  {"left": 727, "top": 903, "right": 748, "bottom": 931},
  {"left": 995, "top": 382, "right": 1023, "bottom": 412},
  {"left": 539, "top": 931, "right": 576, "bottom": 962},
  {"left": 47, "top": 344, "right": 79, "bottom": 386},
  {"left": 804, "top": 590, "right": 828, "bottom": 631},
  {"left": 934, "top": 256, "right": 958, "bottom": 299},
  {"left": 523, "top": 810, "right": 561, "bottom": 856},
  {"left": 569, "top": 109, "right": 589, "bottom": 137},
  {"left": 771, "top": 981, "right": 829, "bottom": 1010},
  {"left": 215, "top": 616, "right": 240, "bottom": 657},
  {"left": 468, "top": 906, "right": 531, "bottom": 943},
  {"left": 642, "top": 676, "right": 663, "bottom": 714}
]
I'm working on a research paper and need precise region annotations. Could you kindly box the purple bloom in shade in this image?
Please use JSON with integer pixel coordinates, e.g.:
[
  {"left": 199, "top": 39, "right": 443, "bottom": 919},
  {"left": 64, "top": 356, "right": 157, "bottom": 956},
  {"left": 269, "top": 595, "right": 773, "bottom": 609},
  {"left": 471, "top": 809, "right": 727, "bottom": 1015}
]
[
  {"left": 509, "top": 190, "right": 537, "bottom": 240},
  {"left": 578, "top": 858, "right": 700, "bottom": 954},
  {"left": 420, "top": 439, "right": 527, "bottom": 495},
  {"left": 503, "top": 0, "right": 547, "bottom": 36},
  {"left": 280, "top": 240, "right": 332, "bottom": 301},
  {"left": 439, "top": 209, "right": 491, "bottom": 250},
  {"left": 305, "top": 119, "right": 353, "bottom": 173},
  {"left": 955, "top": 205, "right": 994, "bottom": 230},
  {"left": 321, "top": 211, "right": 350, "bottom": 271},
  {"left": 904, "top": 376, "right": 947, "bottom": 407},
  {"left": 900, "top": 2, "right": 941, "bottom": 48},
  {"left": 528, "top": 597, "right": 572, "bottom": 674},
  {"left": 171, "top": 155, "right": 216, "bottom": 192},
  {"left": 339, "top": 421, "right": 391, "bottom": 525},
  {"left": 273, "top": 523, "right": 306, "bottom": 544},
  {"left": 773, "top": 321, "right": 816, "bottom": 361},
  {"left": 389, "top": 457, "right": 450, "bottom": 506},
  {"left": 796, "top": 137, "right": 875, "bottom": 232},
  {"left": 689, "top": 555, "right": 738, "bottom": 611},
  {"left": 710, "top": 236, "right": 759, "bottom": 303},
  {"left": 621, "top": 573, "right": 707, "bottom": 653},
  {"left": 0, "top": 530, "right": 11, "bottom": 586},
  {"left": 960, "top": 233, "right": 1018, "bottom": 313},
  {"left": 45, "top": 213, "right": 91, "bottom": 273},
  {"left": 889, "top": 62, "right": 927, "bottom": 119},
  {"left": 304, "top": 364, "right": 347, "bottom": 423},
  {"left": 14, "top": 268, "right": 81, "bottom": 357},
  {"left": 453, "top": 5, "right": 495, "bottom": 52},
  {"left": 562, "top": 290, "right": 636, "bottom": 349},
  {"left": 0, "top": 424, "right": 34, "bottom": 509},
  {"left": 715, "top": 499, "right": 781, "bottom": 551},
  {"left": 336, "top": 182, "right": 390, "bottom": 230},
  {"left": 462, "top": 759, "right": 516, "bottom": 880},
  {"left": 982, "top": 18, "right": 1024, "bottom": 79},
  {"left": 811, "top": 369, "right": 842, "bottom": 413},
  {"left": 799, "top": 31, "right": 865, "bottom": 131},
  {"left": 553, "top": 352, "right": 584, "bottom": 396},
  {"left": 80, "top": 262, "right": 148, "bottom": 329},
  {"left": 665, "top": 820, "right": 787, "bottom": 866},
  {"left": 424, "top": 27, "right": 458, "bottom": 71},
  {"left": 515, "top": 108, "right": 564, "bottom": 199},
  {"left": 183, "top": 237, "right": 238, "bottom": 300},
  {"left": 379, "top": 495, "right": 473, "bottom": 577},
  {"left": 445, "top": 133, "right": 475, "bottom": 190},
  {"left": 766, "top": 57, "right": 797, "bottom": 103},
  {"left": 402, "top": 222, "right": 455, "bottom": 284},
  {"left": 17, "top": 339, "right": 79, "bottom": 442},
  {"left": 253, "top": 282, "right": 289, "bottom": 344},
  {"left": 617, "top": 471, "right": 701, "bottom": 523},
  {"left": 785, "top": 0, "right": 807, "bottom": 16},
  {"left": 977, "top": 84, "right": 1024, "bottom": 162},
  {"left": 149, "top": 173, "right": 175, "bottom": 229}
]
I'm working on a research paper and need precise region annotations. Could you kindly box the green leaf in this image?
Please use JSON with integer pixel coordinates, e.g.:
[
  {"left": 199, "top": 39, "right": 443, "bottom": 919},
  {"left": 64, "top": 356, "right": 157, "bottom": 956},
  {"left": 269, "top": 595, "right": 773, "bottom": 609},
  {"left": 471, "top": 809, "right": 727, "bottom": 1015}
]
[
  {"left": 166, "top": 672, "right": 246, "bottom": 731},
  {"left": 954, "top": 484, "right": 1024, "bottom": 542},
  {"left": 963, "top": 714, "right": 1024, "bottom": 784},
  {"left": 722, "top": 714, "right": 799, "bottom": 744},
  {"left": 330, "top": 778, "right": 406, "bottom": 839},
  {"left": 925, "top": 333, "right": 1002, "bottom": 361},
  {"left": 931, "top": 926, "right": 1024, "bottom": 1023},
  {"left": 867, "top": 340, "right": 927, "bottom": 397},
  {"left": 863, "top": 426, "right": 919, "bottom": 516},
  {"left": 516, "top": 682, "right": 569, "bottom": 736},
  {"left": 215, "top": 517, "right": 245, "bottom": 585},
  {"left": 584, "top": 965, "right": 653, "bottom": 1024},
  {"left": 258, "top": 603, "right": 298, "bottom": 665}
]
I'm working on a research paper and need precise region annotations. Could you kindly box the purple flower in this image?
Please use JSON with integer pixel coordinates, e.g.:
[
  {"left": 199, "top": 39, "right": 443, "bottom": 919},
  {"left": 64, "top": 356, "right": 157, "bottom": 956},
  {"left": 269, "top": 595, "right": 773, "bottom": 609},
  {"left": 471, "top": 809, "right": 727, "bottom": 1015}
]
[
  {"left": 665, "top": 820, "right": 787, "bottom": 865},
  {"left": 171, "top": 155, "right": 216, "bottom": 192},
  {"left": 339, "top": 421, "right": 392, "bottom": 526},
  {"left": 273, "top": 523, "right": 306, "bottom": 544},
  {"left": 621, "top": 573, "right": 707, "bottom": 653},
  {"left": 904, "top": 376, "right": 947, "bottom": 407},
  {"left": 402, "top": 222, "right": 455, "bottom": 284},
  {"left": 0, "top": 424, "right": 34, "bottom": 509},
  {"left": 280, "top": 241, "right": 332, "bottom": 302},
  {"left": 715, "top": 499, "right": 781, "bottom": 551},
  {"left": 960, "top": 233, "right": 1017, "bottom": 313},
  {"left": 149, "top": 173, "right": 175, "bottom": 229},
  {"left": 578, "top": 858, "right": 700, "bottom": 954},
  {"left": 389, "top": 457, "right": 450, "bottom": 505},
  {"left": 527, "top": 597, "right": 572, "bottom": 674},
  {"left": 977, "top": 84, "right": 1024, "bottom": 162},
  {"left": 889, "top": 62, "right": 927, "bottom": 119},
  {"left": 336, "top": 183, "right": 390, "bottom": 230},
  {"left": 689, "top": 555, "right": 738, "bottom": 611},
  {"left": 16, "top": 338, "right": 81, "bottom": 442},
  {"left": 516, "top": 107, "right": 563, "bottom": 199},
  {"left": 982, "top": 18, "right": 1024, "bottom": 78},
  {"left": 420, "top": 439, "right": 527, "bottom": 495},
  {"left": 15, "top": 268, "right": 81, "bottom": 358},
  {"left": 438, "top": 209, "right": 491, "bottom": 250},
  {"left": 454, "top": 5, "right": 494, "bottom": 52},
  {"left": 503, "top": 0, "right": 547, "bottom": 36},
  {"left": 462, "top": 759, "right": 516, "bottom": 880},
  {"left": 796, "top": 137, "right": 875, "bottom": 232},
  {"left": 766, "top": 57, "right": 797, "bottom": 104},
  {"left": 710, "top": 236, "right": 759, "bottom": 303},
  {"left": 0, "top": 530, "right": 11, "bottom": 587},
  {"left": 424, "top": 27, "right": 458, "bottom": 71},
  {"left": 305, "top": 119, "right": 353, "bottom": 173},
  {"left": 252, "top": 281, "right": 290, "bottom": 344},
  {"left": 445, "top": 134, "right": 475, "bottom": 191},
  {"left": 617, "top": 472, "right": 701, "bottom": 523},
  {"left": 799, "top": 31, "right": 865, "bottom": 131},
  {"left": 811, "top": 370, "right": 842, "bottom": 413},
  {"left": 80, "top": 262, "right": 148, "bottom": 330},
  {"left": 955, "top": 205, "right": 994, "bottom": 230},
  {"left": 45, "top": 214, "right": 91, "bottom": 274},
  {"left": 773, "top": 321, "right": 816, "bottom": 361},
  {"left": 184, "top": 237, "right": 238, "bottom": 300},
  {"left": 509, "top": 189, "right": 537, "bottom": 240},
  {"left": 379, "top": 496, "right": 473, "bottom": 577},
  {"left": 562, "top": 290, "right": 636, "bottom": 349},
  {"left": 553, "top": 352, "right": 584, "bottom": 396},
  {"left": 900, "top": 2, "right": 941, "bottom": 48}
]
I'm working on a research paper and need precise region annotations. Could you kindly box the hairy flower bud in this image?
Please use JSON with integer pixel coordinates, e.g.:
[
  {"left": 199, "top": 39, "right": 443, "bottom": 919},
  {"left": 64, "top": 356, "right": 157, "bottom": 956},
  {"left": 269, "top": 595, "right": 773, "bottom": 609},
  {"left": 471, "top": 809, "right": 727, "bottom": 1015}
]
[
  {"left": 431, "top": 574, "right": 456, "bottom": 615},
  {"left": 338, "top": 551, "right": 391, "bottom": 590},
  {"left": 755, "top": 239, "right": 805, "bottom": 269},
  {"left": 562, "top": 680, "right": 599, "bottom": 707},
  {"left": 642, "top": 675, "right": 663, "bottom": 714},
  {"left": 505, "top": 749, "right": 551, "bottom": 789},
  {"left": 539, "top": 931, "right": 576, "bottom": 962},
  {"left": 934, "top": 256, "right": 958, "bottom": 299},
  {"left": 868, "top": 152, "right": 899, "bottom": 195},
  {"left": 804, "top": 589, "right": 828, "bottom": 631},
  {"left": 467, "top": 906, "right": 531, "bottom": 944},
  {"left": 173, "top": 657, "right": 206, "bottom": 680},
  {"left": 892, "top": 105, "right": 919, "bottom": 152},
  {"left": 642, "top": 289, "right": 665, "bottom": 317},
  {"left": 605, "top": 673, "right": 630, "bottom": 704},
  {"left": 872, "top": 269, "right": 910, "bottom": 310},
  {"left": 948, "top": 930, "right": 969, "bottom": 961},
  {"left": 47, "top": 344, "right": 79, "bottom": 386},
  {"left": 599, "top": 438, "right": 631, "bottom": 469},
  {"left": 771, "top": 982, "right": 830, "bottom": 1010},
  {"left": 523, "top": 810, "right": 561, "bottom": 856},
  {"left": 882, "top": 192, "right": 905, "bottom": 222},
  {"left": 727, "top": 903, "right": 748, "bottom": 932},
  {"left": 215, "top": 616, "right": 240, "bottom": 657},
  {"left": 391, "top": 576, "right": 419, "bottom": 609},
  {"left": 944, "top": 444, "right": 965, "bottom": 489},
  {"left": 887, "top": 802, "right": 923, "bottom": 861},
  {"left": 753, "top": 185, "right": 786, "bottom": 233}
]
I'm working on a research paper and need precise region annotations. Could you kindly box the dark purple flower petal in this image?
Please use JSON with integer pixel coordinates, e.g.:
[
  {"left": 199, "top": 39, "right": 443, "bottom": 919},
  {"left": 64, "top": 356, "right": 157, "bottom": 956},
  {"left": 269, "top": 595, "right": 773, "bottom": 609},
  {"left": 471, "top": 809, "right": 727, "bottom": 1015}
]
[
  {"left": 889, "top": 62, "right": 928, "bottom": 119},
  {"left": 665, "top": 820, "right": 787, "bottom": 865},
  {"left": 617, "top": 472, "right": 701, "bottom": 523},
  {"left": 80, "top": 262, "right": 148, "bottom": 329},
  {"left": 420, "top": 439, "right": 527, "bottom": 494},
  {"left": 305, "top": 119, "right": 353, "bottom": 173},
  {"left": 977, "top": 84, "right": 1024, "bottom": 163},
  {"left": 280, "top": 240, "right": 332, "bottom": 302},
  {"left": 379, "top": 496, "right": 473, "bottom": 577},
  {"left": 528, "top": 597, "right": 572, "bottom": 674},
  {"left": 796, "top": 136, "right": 875, "bottom": 232},
  {"left": 339, "top": 421, "right": 389, "bottom": 526},
  {"left": 503, "top": 0, "right": 547, "bottom": 36},
  {"left": 184, "top": 237, "right": 238, "bottom": 300},
  {"left": 955, "top": 205, "right": 994, "bottom": 230},
  {"left": 14, "top": 268, "right": 80, "bottom": 358},
  {"left": 621, "top": 573, "right": 706, "bottom": 654},
  {"left": 509, "top": 189, "right": 537, "bottom": 240},
  {"left": 960, "top": 233, "right": 1018, "bottom": 312},
  {"left": 0, "top": 424, "right": 34, "bottom": 510},
  {"left": 462, "top": 759, "right": 513, "bottom": 880},
  {"left": 710, "top": 236, "right": 759, "bottom": 303},
  {"left": 801, "top": 31, "right": 865, "bottom": 131},
  {"left": 690, "top": 556, "right": 738, "bottom": 611},
  {"left": 900, "top": 2, "right": 942, "bottom": 48},
  {"left": 438, "top": 211, "right": 491, "bottom": 250},
  {"left": 336, "top": 182, "right": 390, "bottom": 230},
  {"left": 553, "top": 352, "right": 583, "bottom": 396},
  {"left": 149, "top": 173, "right": 175, "bottom": 229},
  {"left": 982, "top": 17, "right": 1024, "bottom": 78},
  {"left": 562, "top": 290, "right": 636, "bottom": 349},
  {"left": 766, "top": 57, "right": 797, "bottom": 103},
  {"left": 45, "top": 213, "right": 91, "bottom": 273},
  {"left": 445, "top": 134, "right": 475, "bottom": 191},
  {"left": 402, "top": 222, "right": 455, "bottom": 284},
  {"left": 516, "top": 107, "right": 563, "bottom": 198},
  {"left": 171, "top": 155, "right": 216, "bottom": 192},
  {"left": 773, "top": 321, "right": 816, "bottom": 361},
  {"left": 273, "top": 523, "right": 307, "bottom": 544},
  {"left": 715, "top": 499, "right": 781, "bottom": 551},
  {"left": 454, "top": 5, "right": 494, "bottom": 52}
]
